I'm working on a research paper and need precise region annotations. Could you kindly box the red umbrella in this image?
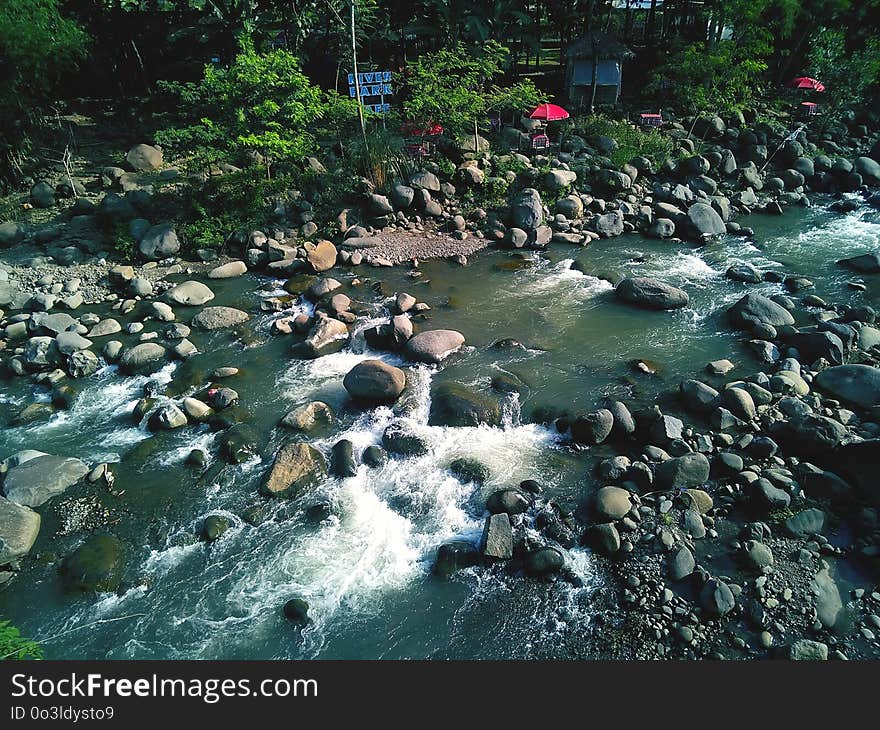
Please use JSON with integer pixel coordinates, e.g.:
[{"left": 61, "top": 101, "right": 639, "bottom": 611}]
[
  {"left": 787, "top": 77, "right": 826, "bottom": 92},
  {"left": 529, "top": 103, "right": 570, "bottom": 121},
  {"left": 402, "top": 121, "right": 443, "bottom": 136}
]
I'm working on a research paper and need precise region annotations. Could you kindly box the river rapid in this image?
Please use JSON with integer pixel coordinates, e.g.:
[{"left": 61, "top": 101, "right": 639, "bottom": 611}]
[{"left": 1, "top": 198, "right": 878, "bottom": 659}]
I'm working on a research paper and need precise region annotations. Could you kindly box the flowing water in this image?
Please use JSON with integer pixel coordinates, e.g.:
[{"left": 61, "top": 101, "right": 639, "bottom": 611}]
[{"left": 1, "top": 199, "right": 879, "bottom": 659}]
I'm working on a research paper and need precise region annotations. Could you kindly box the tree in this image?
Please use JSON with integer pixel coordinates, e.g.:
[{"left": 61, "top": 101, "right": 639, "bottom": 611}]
[
  {"left": 402, "top": 40, "right": 541, "bottom": 153},
  {"left": 0, "top": 619, "right": 42, "bottom": 661},
  {"left": 155, "top": 38, "right": 359, "bottom": 177},
  {"left": 807, "top": 28, "right": 880, "bottom": 124},
  {"left": 0, "top": 0, "right": 90, "bottom": 184}
]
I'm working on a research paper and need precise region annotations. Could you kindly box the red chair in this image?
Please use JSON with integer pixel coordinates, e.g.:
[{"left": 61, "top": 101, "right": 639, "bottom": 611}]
[
  {"left": 530, "top": 132, "right": 550, "bottom": 151},
  {"left": 639, "top": 112, "right": 663, "bottom": 128}
]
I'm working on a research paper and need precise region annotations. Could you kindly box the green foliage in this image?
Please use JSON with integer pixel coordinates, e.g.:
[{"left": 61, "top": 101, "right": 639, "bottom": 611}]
[
  {"left": 0, "top": 0, "right": 90, "bottom": 184},
  {"left": 807, "top": 28, "right": 880, "bottom": 123},
  {"left": 155, "top": 39, "right": 357, "bottom": 177},
  {"left": 0, "top": 619, "right": 42, "bottom": 660},
  {"left": 564, "top": 114, "right": 675, "bottom": 169},
  {"left": 403, "top": 40, "right": 541, "bottom": 140}
]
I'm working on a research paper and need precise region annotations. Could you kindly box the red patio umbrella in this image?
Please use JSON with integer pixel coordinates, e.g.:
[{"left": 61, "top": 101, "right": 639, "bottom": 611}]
[
  {"left": 787, "top": 77, "right": 826, "bottom": 92},
  {"left": 529, "top": 103, "right": 570, "bottom": 121}
]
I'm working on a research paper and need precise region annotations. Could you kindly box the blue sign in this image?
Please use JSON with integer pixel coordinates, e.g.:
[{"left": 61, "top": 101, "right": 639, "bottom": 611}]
[
  {"left": 347, "top": 70, "right": 393, "bottom": 114},
  {"left": 347, "top": 71, "right": 392, "bottom": 84}
]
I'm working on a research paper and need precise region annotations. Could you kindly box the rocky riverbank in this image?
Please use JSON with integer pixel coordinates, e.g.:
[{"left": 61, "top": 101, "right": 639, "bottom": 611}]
[{"left": 2, "top": 110, "right": 880, "bottom": 660}]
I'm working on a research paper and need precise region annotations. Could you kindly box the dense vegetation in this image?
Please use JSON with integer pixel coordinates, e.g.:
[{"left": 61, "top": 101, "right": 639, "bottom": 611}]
[
  {"left": 0, "top": 618, "right": 42, "bottom": 660},
  {"left": 1, "top": 0, "right": 879, "bottom": 243}
]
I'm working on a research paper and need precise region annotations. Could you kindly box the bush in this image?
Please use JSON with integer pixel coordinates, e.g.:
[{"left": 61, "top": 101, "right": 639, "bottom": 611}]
[
  {"left": 563, "top": 114, "right": 675, "bottom": 169},
  {"left": 0, "top": 619, "right": 42, "bottom": 660},
  {"left": 154, "top": 38, "right": 359, "bottom": 179}
]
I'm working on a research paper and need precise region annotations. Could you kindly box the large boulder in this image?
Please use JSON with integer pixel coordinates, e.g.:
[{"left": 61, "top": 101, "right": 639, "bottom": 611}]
[
  {"left": 138, "top": 223, "right": 180, "bottom": 259},
  {"left": 544, "top": 169, "right": 577, "bottom": 191},
  {"left": 854, "top": 156, "right": 880, "bottom": 185},
  {"left": 343, "top": 359, "right": 406, "bottom": 405},
  {"left": 0, "top": 221, "right": 25, "bottom": 248},
  {"left": 595, "top": 211, "right": 624, "bottom": 238},
  {"left": 191, "top": 306, "right": 250, "bottom": 331},
  {"left": 655, "top": 452, "right": 710, "bottom": 490},
  {"left": 571, "top": 409, "right": 614, "bottom": 444},
  {"left": 595, "top": 485, "right": 632, "bottom": 520},
  {"left": 838, "top": 253, "right": 880, "bottom": 273},
  {"left": 167, "top": 280, "right": 215, "bottom": 306},
  {"left": 306, "top": 240, "right": 337, "bottom": 272},
  {"left": 428, "top": 382, "right": 502, "bottom": 427},
  {"left": 814, "top": 364, "right": 880, "bottom": 407},
  {"left": 60, "top": 534, "right": 125, "bottom": 592},
  {"left": 2, "top": 455, "right": 89, "bottom": 508},
  {"left": 769, "top": 413, "right": 847, "bottom": 455},
  {"left": 686, "top": 202, "right": 726, "bottom": 238},
  {"left": 403, "top": 329, "right": 465, "bottom": 364},
  {"left": 119, "top": 342, "right": 167, "bottom": 374},
  {"left": 294, "top": 316, "right": 349, "bottom": 358},
  {"left": 616, "top": 277, "right": 689, "bottom": 310},
  {"left": 382, "top": 422, "right": 429, "bottom": 457},
  {"left": 0, "top": 496, "right": 41, "bottom": 565},
  {"left": 728, "top": 293, "right": 795, "bottom": 330},
  {"left": 261, "top": 442, "right": 327, "bottom": 498},
  {"left": 126, "top": 143, "right": 163, "bottom": 172},
  {"left": 510, "top": 188, "right": 543, "bottom": 230}
]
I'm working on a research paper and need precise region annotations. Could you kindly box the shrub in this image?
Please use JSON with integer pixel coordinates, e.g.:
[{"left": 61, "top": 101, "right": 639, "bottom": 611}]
[
  {"left": 563, "top": 114, "right": 675, "bottom": 169},
  {"left": 0, "top": 619, "right": 42, "bottom": 660}
]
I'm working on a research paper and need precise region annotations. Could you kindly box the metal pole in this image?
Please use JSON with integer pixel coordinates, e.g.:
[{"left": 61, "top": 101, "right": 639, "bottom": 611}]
[{"left": 350, "top": 1, "right": 368, "bottom": 145}]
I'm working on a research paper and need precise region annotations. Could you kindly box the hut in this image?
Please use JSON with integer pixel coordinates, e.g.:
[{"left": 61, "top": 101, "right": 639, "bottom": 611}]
[{"left": 564, "top": 32, "right": 634, "bottom": 112}]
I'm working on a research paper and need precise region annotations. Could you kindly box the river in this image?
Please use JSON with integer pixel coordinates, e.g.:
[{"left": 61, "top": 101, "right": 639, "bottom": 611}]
[{"left": 1, "top": 197, "right": 878, "bottom": 658}]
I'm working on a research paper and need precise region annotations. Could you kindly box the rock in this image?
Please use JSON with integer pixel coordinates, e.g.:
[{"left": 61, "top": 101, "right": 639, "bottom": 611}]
[
  {"left": 744, "top": 540, "right": 774, "bottom": 570},
  {"left": 770, "top": 414, "right": 847, "bottom": 455},
  {"left": 669, "top": 546, "right": 695, "bottom": 581},
  {"left": 181, "top": 397, "right": 213, "bottom": 421},
  {"left": 119, "top": 342, "right": 167, "bottom": 374},
  {"left": 2, "top": 455, "right": 89, "bottom": 508},
  {"left": 0, "top": 221, "right": 25, "bottom": 248},
  {"left": 595, "top": 211, "right": 624, "bottom": 238},
  {"left": 752, "top": 478, "right": 791, "bottom": 510},
  {"left": 728, "top": 293, "right": 795, "bottom": 330},
  {"left": 0, "top": 497, "right": 41, "bottom": 565},
  {"left": 785, "top": 508, "right": 826, "bottom": 537},
  {"left": 811, "top": 567, "right": 842, "bottom": 629},
  {"left": 148, "top": 403, "right": 188, "bottom": 430},
  {"left": 126, "top": 143, "right": 163, "bottom": 171},
  {"left": 55, "top": 331, "right": 92, "bottom": 355},
  {"left": 395, "top": 292, "right": 417, "bottom": 314},
  {"left": 649, "top": 218, "right": 676, "bottom": 238},
  {"left": 700, "top": 578, "right": 736, "bottom": 617},
  {"left": 482, "top": 513, "right": 514, "bottom": 559},
  {"left": 595, "top": 486, "right": 632, "bottom": 520},
  {"left": 511, "top": 188, "right": 543, "bottom": 230},
  {"left": 556, "top": 194, "right": 584, "bottom": 219},
  {"left": 261, "top": 442, "right": 327, "bottom": 498},
  {"left": 60, "top": 534, "right": 125, "bottom": 592},
  {"left": 201, "top": 515, "right": 230, "bottom": 541},
  {"left": 331, "top": 439, "right": 358, "bottom": 477},
  {"left": 30, "top": 181, "right": 55, "bottom": 208},
  {"left": 403, "top": 329, "right": 465, "bottom": 364},
  {"left": 281, "top": 401, "right": 333, "bottom": 432},
  {"left": 486, "top": 489, "right": 529, "bottom": 515},
  {"left": 306, "top": 240, "right": 337, "bottom": 272},
  {"left": 138, "top": 223, "right": 180, "bottom": 259},
  {"left": 722, "top": 387, "right": 756, "bottom": 421},
  {"left": 295, "top": 315, "right": 348, "bottom": 358},
  {"left": 726, "top": 262, "right": 762, "bottom": 283},
  {"left": 584, "top": 522, "right": 621, "bottom": 555},
  {"left": 655, "top": 453, "right": 710, "bottom": 490},
  {"left": 218, "top": 424, "right": 258, "bottom": 464},
  {"left": 208, "top": 261, "right": 248, "bottom": 279},
  {"left": 571, "top": 409, "right": 614, "bottom": 444},
  {"left": 686, "top": 489, "right": 713, "bottom": 514},
  {"left": 433, "top": 541, "right": 479, "bottom": 577},
  {"left": 544, "top": 169, "right": 577, "bottom": 191},
  {"left": 838, "top": 252, "right": 880, "bottom": 273},
  {"left": 814, "top": 364, "right": 880, "bottom": 408},
  {"left": 785, "top": 331, "right": 843, "bottom": 365},
  {"left": 523, "top": 547, "right": 564, "bottom": 576},
  {"left": 687, "top": 202, "right": 726, "bottom": 238},
  {"left": 382, "top": 422, "right": 429, "bottom": 457},
  {"left": 789, "top": 639, "right": 828, "bottom": 661},
  {"left": 343, "top": 360, "right": 406, "bottom": 406},
  {"left": 410, "top": 170, "right": 441, "bottom": 192},
  {"left": 390, "top": 184, "right": 415, "bottom": 209},
  {"left": 167, "top": 280, "right": 215, "bottom": 306},
  {"left": 283, "top": 598, "right": 310, "bottom": 625},
  {"left": 428, "top": 382, "right": 501, "bottom": 427},
  {"left": 607, "top": 400, "right": 635, "bottom": 437},
  {"left": 854, "top": 156, "right": 880, "bottom": 184},
  {"left": 191, "top": 306, "right": 250, "bottom": 331},
  {"left": 360, "top": 446, "right": 387, "bottom": 469},
  {"left": 680, "top": 379, "right": 719, "bottom": 412},
  {"left": 616, "top": 277, "right": 689, "bottom": 310}
]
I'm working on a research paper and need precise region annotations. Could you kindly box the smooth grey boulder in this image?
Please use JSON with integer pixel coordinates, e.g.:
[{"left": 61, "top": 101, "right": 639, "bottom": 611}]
[
  {"left": 138, "top": 223, "right": 180, "bottom": 259},
  {"left": 191, "top": 306, "right": 250, "bottom": 331},
  {"left": 0, "top": 496, "right": 41, "bottom": 565},
  {"left": 814, "top": 364, "right": 880, "bottom": 408},
  {"left": 510, "top": 188, "right": 543, "bottom": 230},
  {"left": 2, "top": 455, "right": 89, "bottom": 508},
  {"left": 728, "top": 292, "right": 795, "bottom": 330},
  {"left": 119, "top": 342, "right": 167, "bottom": 374},
  {"left": 403, "top": 330, "right": 465, "bottom": 364},
  {"left": 167, "top": 280, "right": 215, "bottom": 306},
  {"left": 616, "top": 277, "right": 689, "bottom": 310},
  {"left": 655, "top": 453, "right": 710, "bottom": 490},
  {"left": 343, "top": 359, "right": 406, "bottom": 405}
]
